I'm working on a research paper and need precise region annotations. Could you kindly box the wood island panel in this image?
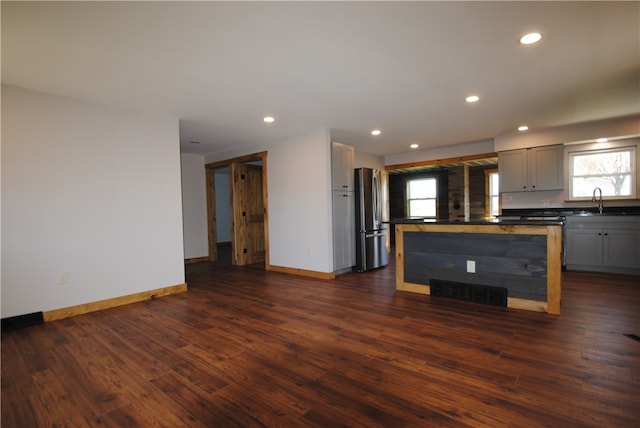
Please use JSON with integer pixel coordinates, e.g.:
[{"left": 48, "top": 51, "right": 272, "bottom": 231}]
[{"left": 395, "top": 223, "right": 562, "bottom": 314}]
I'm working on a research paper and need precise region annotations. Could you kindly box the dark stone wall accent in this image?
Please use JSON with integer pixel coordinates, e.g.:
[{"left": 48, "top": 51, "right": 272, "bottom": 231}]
[
  {"left": 389, "top": 170, "right": 449, "bottom": 245},
  {"left": 448, "top": 166, "right": 468, "bottom": 222},
  {"left": 403, "top": 231, "right": 547, "bottom": 301},
  {"left": 389, "top": 173, "right": 409, "bottom": 220}
]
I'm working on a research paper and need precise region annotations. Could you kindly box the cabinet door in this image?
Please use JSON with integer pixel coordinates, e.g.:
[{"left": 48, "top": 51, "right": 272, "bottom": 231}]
[
  {"left": 565, "top": 228, "right": 603, "bottom": 266},
  {"left": 498, "top": 149, "right": 528, "bottom": 192},
  {"left": 530, "top": 146, "right": 563, "bottom": 191},
  {"left": 333, "top": 191, "right": 354, "bottom": 270},
  {"left": 332, "top": 143, "right": 354, "bottom": 191},
  {"left": 603, "top": 229, "right": 640, "bottom": 268},
  {"left": 498, "top": 145, "right": 563, "bottom": 192}
]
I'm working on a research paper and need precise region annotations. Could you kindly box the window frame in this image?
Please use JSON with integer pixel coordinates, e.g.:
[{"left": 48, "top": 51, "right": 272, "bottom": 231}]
[
  {"left": 405, "top": 176, "right": 438, "bottom": 218},
  {"left": 484, "top": 169, "right": 500, "bottom": 219},
  {"left": 566, "top": 142, "right": 638, "bottom": 201}
]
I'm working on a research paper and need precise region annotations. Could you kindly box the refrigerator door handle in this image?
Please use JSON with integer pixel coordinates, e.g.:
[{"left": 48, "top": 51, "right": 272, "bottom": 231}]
[{"left": 372, "top": 171, "right": 379, "bottom": 228}]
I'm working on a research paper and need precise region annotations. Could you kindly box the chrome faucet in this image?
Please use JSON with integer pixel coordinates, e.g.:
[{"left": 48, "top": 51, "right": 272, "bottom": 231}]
[{"left": 592, "top": 187, "right": 603, "bottom": 214}]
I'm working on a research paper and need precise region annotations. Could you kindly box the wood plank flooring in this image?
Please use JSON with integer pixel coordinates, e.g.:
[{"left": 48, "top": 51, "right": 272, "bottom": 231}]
[{"left": 2, "top": 253, "right": 639, "bottom": 427}]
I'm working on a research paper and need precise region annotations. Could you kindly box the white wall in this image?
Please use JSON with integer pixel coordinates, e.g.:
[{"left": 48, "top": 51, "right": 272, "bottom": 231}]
[
  {"left": 354, "top": 150, "right": 385, "bottom": 169},
  {"left": 494, "top": 115, "right": 640, "bottom": 152},
  {"left": 1, "top": 85, "right": 185, "bottom": 318},
  {"left": 180, "top": 153, "right": 208, "bottom": 259},
  {"left": 205, "top": 128, "right": 334, "bottom": 273}
]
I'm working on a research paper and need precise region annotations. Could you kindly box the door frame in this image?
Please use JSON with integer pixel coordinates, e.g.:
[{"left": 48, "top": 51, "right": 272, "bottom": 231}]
[{"left": 204, "top": 151, "right": 269, "bottom": 268}]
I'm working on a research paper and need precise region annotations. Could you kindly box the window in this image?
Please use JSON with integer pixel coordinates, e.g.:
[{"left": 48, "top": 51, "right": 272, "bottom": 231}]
[
  {"left": 485, "top": 169, "right": 500, "bottom": 218},
  {"left": 407, "top": 177, "right": 437, "bottom": 217},
  {"left": 569, "top": 146, "right": 636, "bottom": 200}
]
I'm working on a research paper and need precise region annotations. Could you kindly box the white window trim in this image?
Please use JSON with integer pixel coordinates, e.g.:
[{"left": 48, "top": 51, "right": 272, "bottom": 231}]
[
  {"left": 406, "top": 177, "right": 438, "bottom": 218},
  {"left": 565, "top": 139, "right": 639, "bottom": 201}
]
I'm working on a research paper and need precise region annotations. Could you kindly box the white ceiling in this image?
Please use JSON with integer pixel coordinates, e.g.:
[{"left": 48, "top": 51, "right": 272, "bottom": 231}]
[{"left": 2, "top": 1, "right": 639, "bottom": 158}]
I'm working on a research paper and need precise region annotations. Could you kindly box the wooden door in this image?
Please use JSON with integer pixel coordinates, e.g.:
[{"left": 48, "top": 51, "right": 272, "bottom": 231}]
[
  {"left": 243, "top": 164, "right": 265, "bottom": 265},
  {"left": 231, "top": 162, "right": 265, "bottom": 266}
]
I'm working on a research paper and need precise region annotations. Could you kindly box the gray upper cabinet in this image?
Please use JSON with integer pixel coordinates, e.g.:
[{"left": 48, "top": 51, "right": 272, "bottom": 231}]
[
  {"left": 332, "top": 142, "right": 354, "bottom": 192},
  {"left": 499, "top": 145, "right": 564, "bottom": 192}
]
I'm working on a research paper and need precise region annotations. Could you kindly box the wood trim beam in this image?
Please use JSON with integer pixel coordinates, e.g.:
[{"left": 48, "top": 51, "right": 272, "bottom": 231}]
[
  {"left": 230, "top": 162, "right": 245, "bottom": 265},
  {"left": 205, "top": 151, "right": 268, "bottom": 169},
  {"left": 262, "top": 157, "right": 271, "bottom": 269},
  {"left": 43, "top": 283, "right": 188, "bottom": 322},
  {"left": 398, "top": 222, "right": 550, "bottom": 236},
  {"left": 546, "top": 225, "right": 563, "bottom": 315},
  {"left": 395, "top": 224, "right": 405, "bottom": 291},
  {"left": 508, "top": 297, "right": 548, "bottom": 313},
  {"left": 206, "top": 167, "right": 217, "bottom": 262},
  {"left": 385, "top": 152, "right": 498, "bottom": 172},
  {"left": 185, "top": 257, "right": 209, "bottom": 265},
  {"left": 396, "top": 282, "right": 431, "bottom": 294},
  {"left": 268, "top": 265, "right": 336, "bottom": 280}
]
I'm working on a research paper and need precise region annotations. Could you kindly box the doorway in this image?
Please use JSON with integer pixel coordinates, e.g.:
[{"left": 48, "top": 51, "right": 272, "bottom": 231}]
[{"left": 205, "top": 151, "right": 269, "bottom": 268}]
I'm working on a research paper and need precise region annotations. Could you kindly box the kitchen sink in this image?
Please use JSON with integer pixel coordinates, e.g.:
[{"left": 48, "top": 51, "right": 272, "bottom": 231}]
[{"left": 567, "top": 210, "right": 630, "bottom": 216}]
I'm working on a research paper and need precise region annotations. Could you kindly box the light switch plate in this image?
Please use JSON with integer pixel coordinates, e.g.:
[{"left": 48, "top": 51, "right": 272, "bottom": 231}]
[{"left": 467, "top": 260, "right": 476, "bottom": 273}]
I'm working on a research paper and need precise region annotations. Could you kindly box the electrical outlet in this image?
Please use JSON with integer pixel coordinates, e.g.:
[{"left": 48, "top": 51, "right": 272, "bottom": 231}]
[
  {"left": 467, "top": 260, "right": 476, "bottom": 273},
  {"left": 58, "top": 271, "right": 68, "bottom": 284}
]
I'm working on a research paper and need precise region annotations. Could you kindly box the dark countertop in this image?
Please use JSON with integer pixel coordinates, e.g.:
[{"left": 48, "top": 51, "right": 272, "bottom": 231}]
[
  {"left": 502, "top": 206, "right": 640, "bottom": 217},
  {"left": 388, "top": 206, "right": 639, "bottom": 227},
  {"left": 388, "top": 218, "right": 564, "bottom": 226}
]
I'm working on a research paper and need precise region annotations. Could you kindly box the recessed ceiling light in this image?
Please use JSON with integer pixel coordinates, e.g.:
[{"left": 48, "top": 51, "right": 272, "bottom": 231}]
[
  {"left": 410, "top": 143, "right": 419, "bottom": 149},
  {"left": 596, "top": 137, "right": 608, "bottom": 143},
  {"left": 520, "top": 32, "right": 543, "bottom": 45},
  {"left": 518, "top": 125, "right": 529, "bottom": 132},
  {"left": 371, "top": 129, "right": 381, "bottom": 136},
  {"left": 263, "top": 116, "right": 275, "bottom": 123},
  {"left": 465, "top": 95, "right": 479, "bottom": 103}
]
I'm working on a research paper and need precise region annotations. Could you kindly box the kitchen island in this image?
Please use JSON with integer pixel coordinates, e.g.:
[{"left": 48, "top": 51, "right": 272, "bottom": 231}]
[{"left": 394, "top": 219, "right": 563, "bottom": 314}]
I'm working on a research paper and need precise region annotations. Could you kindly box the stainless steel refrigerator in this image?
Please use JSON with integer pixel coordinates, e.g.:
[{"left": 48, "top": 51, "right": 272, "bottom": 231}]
[{"left": 354, "top": 168, "right": 388, "bottom": 272}]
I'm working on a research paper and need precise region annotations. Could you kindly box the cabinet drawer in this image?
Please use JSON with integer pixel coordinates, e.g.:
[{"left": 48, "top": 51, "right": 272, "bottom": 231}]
[{"left": 564, "top": 216, "right": 640, "bottom": 230}]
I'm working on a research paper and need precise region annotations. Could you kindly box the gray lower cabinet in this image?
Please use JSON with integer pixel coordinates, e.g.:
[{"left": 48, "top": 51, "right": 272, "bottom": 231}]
[
  {"left": 565, "top": 216, "right": 640, "bottom": 274},
  {"left": 333, "top": 190, "right": 355, "bottom": 272}
]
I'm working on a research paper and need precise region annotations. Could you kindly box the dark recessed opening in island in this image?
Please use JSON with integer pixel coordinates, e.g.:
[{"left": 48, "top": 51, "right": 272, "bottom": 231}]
[{"left": 430, "top": 279, "right": 508, "bottom": 307}]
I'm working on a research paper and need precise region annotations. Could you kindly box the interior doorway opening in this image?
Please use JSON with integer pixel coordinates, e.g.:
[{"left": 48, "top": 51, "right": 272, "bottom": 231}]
[{"left": 205, "top": 151, "right": 269, "bottom": 268}]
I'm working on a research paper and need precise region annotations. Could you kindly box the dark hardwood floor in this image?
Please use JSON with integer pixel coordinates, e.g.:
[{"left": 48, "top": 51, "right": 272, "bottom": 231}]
[{"left": 2, "top": 251, "right": 639, "bottom": 427}]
